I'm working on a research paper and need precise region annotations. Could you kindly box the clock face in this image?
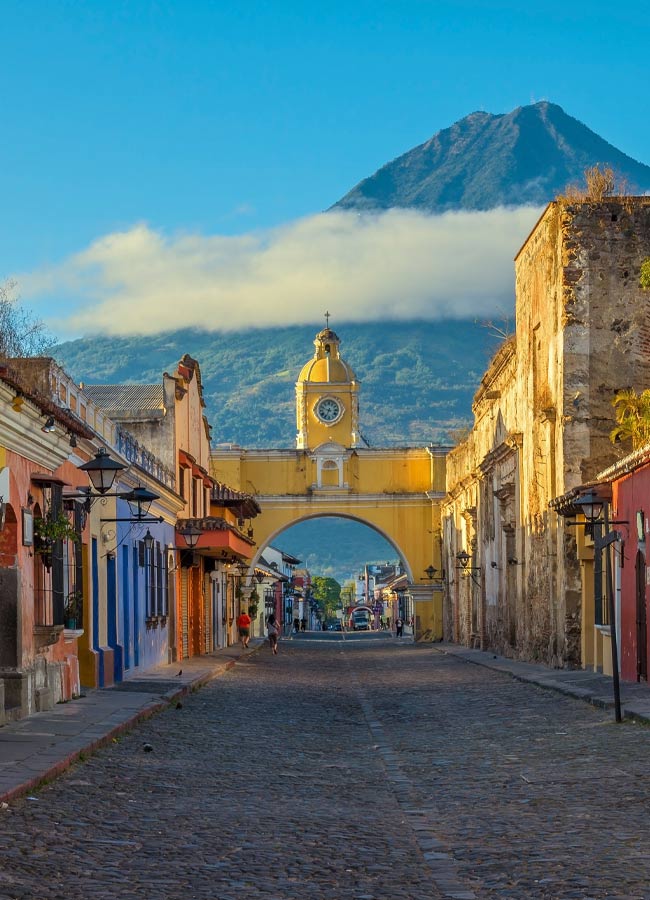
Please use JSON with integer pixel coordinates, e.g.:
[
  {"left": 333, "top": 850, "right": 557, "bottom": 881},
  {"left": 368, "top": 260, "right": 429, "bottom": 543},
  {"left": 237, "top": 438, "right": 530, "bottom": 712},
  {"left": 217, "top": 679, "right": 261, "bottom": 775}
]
[{"left": 315, "top": 397, "right": 342, "bottom": 423}]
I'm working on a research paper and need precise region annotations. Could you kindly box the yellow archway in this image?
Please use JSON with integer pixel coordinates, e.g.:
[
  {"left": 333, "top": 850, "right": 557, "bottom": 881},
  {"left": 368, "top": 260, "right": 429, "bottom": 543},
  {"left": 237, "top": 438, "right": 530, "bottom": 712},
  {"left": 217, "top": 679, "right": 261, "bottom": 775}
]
[
  {"left": 210, "top": 324, "right": 447, "bottom": 640},
  {"left": 211, "top": 445, "right": 446, "bottom": 638}
]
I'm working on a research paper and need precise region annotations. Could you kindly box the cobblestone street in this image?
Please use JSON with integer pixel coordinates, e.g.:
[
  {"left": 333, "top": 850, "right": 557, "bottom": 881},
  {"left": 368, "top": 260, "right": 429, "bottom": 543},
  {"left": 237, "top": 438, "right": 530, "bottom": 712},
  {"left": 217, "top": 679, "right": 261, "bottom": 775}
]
[{"left": 2, "top": 638, "right": 650, "bottom": 900}]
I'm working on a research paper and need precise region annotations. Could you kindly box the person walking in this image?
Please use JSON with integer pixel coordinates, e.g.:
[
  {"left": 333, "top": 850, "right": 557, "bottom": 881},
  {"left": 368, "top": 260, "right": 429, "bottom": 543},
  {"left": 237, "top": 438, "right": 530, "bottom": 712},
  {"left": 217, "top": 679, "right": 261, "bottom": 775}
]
[
  {"left": 300, "top": 617, "right": 306, "bottom": 632},
  {"left": 237, "top": 610, "right": 252, "bottom": 649},
  {"left": 395, "top": 617, "right": 404, "bottom": 638},
  {"left": 266, "top": 613, "right": 280, "bottom": 655}
]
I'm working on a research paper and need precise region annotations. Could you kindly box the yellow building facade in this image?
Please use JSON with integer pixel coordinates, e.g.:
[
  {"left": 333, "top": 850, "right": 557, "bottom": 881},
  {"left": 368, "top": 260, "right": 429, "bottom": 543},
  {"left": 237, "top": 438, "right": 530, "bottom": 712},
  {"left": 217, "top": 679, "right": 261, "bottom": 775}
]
[{"left": 210, "top": 327, "right": 446, "bottom": 639}]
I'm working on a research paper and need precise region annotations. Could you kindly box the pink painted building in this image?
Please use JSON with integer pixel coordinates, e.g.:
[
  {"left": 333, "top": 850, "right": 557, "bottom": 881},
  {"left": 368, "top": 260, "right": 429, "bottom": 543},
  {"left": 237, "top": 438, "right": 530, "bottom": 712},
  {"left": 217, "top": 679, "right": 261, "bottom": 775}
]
[{"left": 599, "top": 446, "right": 650, "bottom": 683}]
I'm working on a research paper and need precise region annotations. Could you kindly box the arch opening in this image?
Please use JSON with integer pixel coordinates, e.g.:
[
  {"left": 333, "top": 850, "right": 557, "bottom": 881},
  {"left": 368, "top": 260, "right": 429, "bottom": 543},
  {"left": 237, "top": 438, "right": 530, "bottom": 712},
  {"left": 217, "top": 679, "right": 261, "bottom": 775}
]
[
  {"left": 253, "top": 513, "right": 412, "bottom": 583},
  {"left": 249, "top": 514, "right": 411, "bottom": 634}
]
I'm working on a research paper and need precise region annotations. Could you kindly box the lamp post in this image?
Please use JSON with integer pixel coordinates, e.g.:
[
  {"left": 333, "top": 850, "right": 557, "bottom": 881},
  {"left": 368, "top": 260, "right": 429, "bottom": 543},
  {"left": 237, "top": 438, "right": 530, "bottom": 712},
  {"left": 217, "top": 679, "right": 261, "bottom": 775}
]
[
  {"left": 456, "top": 549, "right": 482, "bottom": 647},
  {"left": 575, "top": 491, "right": 624, "bottom": 723}
]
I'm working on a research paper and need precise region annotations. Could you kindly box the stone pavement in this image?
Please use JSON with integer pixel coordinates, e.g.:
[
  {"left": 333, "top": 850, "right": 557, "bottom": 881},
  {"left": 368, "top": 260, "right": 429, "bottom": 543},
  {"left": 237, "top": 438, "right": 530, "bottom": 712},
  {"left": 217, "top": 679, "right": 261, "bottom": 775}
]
[
  {"left": 0, "top": 640, "right": 263, "bottom": 804},
  {"left": 3, "top": 636, "right": 650, "bottom": 898},
  {"left": 2, "top": 634, "right": 650, "bottom": 809}
]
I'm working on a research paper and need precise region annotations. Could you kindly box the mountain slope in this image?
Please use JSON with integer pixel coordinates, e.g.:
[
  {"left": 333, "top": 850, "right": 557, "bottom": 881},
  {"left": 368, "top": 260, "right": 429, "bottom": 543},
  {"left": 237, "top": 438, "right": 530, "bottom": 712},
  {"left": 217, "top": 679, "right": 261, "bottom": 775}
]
[
  {"left": 333, "top": 101, "right": 650, "bottom": 212},
  {"left": 54, "top": 321, "right": 494, "bottom": 448}
]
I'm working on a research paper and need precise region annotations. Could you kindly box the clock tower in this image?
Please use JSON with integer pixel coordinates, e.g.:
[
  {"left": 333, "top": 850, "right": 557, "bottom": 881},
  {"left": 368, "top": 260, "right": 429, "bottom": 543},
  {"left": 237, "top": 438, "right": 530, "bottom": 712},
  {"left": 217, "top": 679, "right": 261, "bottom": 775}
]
[{"left": 296, "top": 324, "right": 360, "bottom": 451}]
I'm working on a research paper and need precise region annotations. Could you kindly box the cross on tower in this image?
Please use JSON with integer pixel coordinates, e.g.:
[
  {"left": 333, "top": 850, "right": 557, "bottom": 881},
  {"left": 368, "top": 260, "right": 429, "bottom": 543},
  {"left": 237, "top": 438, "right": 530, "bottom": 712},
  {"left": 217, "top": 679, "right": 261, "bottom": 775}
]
[{"left": 324, "top": 310, "right": 331, "bottom": 328}]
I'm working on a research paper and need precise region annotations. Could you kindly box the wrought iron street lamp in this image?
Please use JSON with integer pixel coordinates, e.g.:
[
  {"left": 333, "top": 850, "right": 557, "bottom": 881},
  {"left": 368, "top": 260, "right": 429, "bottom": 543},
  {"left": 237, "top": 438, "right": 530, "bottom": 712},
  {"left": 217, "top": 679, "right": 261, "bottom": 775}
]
[
  {"left": 575, "top": 490, "right": 605, "bottom": 524},
  {"left": 78, "top": 448, "right": 126, "bottom": 495},
  {"left": 178, "top": 523, "right": 202, "bottom": 549},
  {"left": 123, "top": 485, "right": 159, "bottom": 520},
  {"left": 424, "top": 565, "right": 446, "bottom": 583},
  {"left": 76, "top": 449, "right": 163, "bottom": 524},
  {"left": 456, "top": 550, "right": 481, "bottom": 586}
]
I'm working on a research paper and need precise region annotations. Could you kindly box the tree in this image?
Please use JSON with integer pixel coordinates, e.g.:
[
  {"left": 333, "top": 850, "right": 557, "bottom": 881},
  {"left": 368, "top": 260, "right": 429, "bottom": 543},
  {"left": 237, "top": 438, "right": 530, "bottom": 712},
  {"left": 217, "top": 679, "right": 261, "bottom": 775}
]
[
  {"left": 610, "top": 388, "right": 650, "bottom": 450},
  {"left": 311, "top": 576, "right": 341, "bottom": 620},
  {"left": 0, "top": 279, "right": 54, "bottom": 360}
]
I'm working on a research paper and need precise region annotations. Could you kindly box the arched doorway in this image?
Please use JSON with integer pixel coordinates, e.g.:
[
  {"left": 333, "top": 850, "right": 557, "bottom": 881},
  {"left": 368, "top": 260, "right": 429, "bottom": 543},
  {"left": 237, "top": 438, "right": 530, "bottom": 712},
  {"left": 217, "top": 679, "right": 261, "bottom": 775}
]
[
  {"left": 636, "top": 550, "right": 647, "bottom": 682},
  {"left": 0, "top": 504, "right": 19, "bottom": 672}
]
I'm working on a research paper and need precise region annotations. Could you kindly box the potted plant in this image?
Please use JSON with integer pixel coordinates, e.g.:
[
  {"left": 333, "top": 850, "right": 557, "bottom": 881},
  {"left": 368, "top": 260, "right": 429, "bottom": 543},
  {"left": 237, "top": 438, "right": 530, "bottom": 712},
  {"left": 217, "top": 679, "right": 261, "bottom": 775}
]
[
  {"left": 34, "top": 510, "right": 79, "bottom": 553},
  {"left": 34, "top": 509, "right": 79, "bottom": 569},
  {"left": 64, "top": 590, "right": 83, "bottom": 630}
]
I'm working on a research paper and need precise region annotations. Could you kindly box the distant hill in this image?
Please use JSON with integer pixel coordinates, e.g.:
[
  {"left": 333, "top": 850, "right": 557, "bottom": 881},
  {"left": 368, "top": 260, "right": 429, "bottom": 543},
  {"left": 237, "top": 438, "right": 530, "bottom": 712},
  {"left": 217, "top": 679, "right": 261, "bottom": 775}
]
[
  {"left": 332, "top": 101, "right": 650, "bottom": 213},
  {"left": 55, "top": 320, "right": 494, "bottom": 448}
]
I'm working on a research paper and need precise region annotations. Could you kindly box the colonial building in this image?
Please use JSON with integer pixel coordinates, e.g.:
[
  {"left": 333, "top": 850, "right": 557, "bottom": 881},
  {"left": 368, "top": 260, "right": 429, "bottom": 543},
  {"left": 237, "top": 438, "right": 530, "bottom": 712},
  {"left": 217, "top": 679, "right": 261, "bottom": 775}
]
[
  {"left": 0, "top": 363, "right": 93, "bottom": 719},
  {"left": 84, "top": 354, "right": 260, "bottom": 658},
  {"left": 7, "top": 357, "right": 180, "bottom": 691},
  {"left": 442, "top": 197, "right": 650, "bottom": 667}
]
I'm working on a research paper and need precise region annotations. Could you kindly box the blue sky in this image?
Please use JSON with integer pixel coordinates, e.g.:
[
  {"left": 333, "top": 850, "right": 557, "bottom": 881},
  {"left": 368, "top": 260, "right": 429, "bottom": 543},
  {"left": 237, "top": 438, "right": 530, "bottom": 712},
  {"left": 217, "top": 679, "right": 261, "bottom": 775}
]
[{"left": 2, "top": 0, "right": 649, "bottom": 336}]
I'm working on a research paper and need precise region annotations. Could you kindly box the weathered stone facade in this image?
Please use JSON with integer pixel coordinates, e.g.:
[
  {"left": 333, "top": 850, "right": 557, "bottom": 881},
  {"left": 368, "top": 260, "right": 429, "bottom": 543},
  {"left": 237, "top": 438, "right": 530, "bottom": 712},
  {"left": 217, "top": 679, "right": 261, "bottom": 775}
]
[{"left": 442, "top": 198, "right": 650, "bottom": 667}]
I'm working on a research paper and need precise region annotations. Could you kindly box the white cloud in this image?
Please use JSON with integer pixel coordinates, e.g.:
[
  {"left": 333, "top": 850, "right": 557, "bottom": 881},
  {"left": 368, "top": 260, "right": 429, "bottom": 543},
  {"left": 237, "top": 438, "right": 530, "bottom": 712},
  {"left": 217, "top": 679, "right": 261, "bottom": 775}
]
[{"left": 20, "top": 207, "right": 542, "bottom": 337}]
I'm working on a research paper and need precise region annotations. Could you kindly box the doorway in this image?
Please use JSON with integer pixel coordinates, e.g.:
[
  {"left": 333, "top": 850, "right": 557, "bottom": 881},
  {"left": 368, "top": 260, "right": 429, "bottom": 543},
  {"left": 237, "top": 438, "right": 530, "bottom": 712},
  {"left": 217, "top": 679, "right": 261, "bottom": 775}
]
[{"left": 635, "top": 550, "right": 647, "bottom": 682}]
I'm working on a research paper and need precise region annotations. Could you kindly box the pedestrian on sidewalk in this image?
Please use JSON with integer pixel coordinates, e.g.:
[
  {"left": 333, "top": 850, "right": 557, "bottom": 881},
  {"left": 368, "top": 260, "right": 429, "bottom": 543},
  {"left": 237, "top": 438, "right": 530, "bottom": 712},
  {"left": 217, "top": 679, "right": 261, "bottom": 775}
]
[
  {"left": 266, "top": 614, "right": 280, "bottom": 654},
  {"left": 395, "top": 617, "right": 404, "bottom": 637},
  {"left": 300, "top": 617, "right": 306, "bottom": 632},
  {"left": 293, "top": 617, "right": 300, "bottom": 634},
  {"left": 237, "top": 611, "right": 252, "bottom": 648}
]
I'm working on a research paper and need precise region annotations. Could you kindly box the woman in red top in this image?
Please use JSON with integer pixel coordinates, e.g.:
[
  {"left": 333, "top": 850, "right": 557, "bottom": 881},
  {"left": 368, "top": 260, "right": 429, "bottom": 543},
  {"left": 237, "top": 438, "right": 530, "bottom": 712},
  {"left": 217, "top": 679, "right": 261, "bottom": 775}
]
[{"left": 237, "top": 611, "right": 252, "bottom": 648}]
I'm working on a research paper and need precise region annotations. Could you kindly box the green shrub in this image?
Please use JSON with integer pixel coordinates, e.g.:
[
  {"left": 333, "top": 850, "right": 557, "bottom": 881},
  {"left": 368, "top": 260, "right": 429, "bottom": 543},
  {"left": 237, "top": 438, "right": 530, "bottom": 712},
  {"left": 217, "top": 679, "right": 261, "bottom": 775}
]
[{"left": 640, "top": 258, "right": 650, "bottom": 290}]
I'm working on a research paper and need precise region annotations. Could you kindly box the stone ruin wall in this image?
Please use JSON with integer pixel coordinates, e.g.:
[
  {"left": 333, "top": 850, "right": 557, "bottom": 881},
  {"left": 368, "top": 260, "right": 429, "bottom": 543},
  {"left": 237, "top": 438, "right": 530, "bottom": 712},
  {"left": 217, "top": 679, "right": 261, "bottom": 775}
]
[
  {"left": 515, "top": 198, "right": 650, "bottom": 666},
  {"left": 515, "top": 204, "right": 568, "bottom": 663},
  {"left": 442, "top": 338, "right": 521, "bottom": 650},
  {"left": 444, "top": 199, "right": 650, "bottom": 667}
]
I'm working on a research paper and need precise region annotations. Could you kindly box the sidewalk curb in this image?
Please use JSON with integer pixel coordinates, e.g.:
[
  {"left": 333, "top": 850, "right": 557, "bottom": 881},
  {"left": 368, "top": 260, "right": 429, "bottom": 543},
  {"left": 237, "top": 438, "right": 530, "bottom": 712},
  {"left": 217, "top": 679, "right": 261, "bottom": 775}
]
[
  {"left": 0, "top": 648, "right": 257, "bottom": 805},
  {"left": 432, "top": 644, "right": 650, "bottom": 725}
]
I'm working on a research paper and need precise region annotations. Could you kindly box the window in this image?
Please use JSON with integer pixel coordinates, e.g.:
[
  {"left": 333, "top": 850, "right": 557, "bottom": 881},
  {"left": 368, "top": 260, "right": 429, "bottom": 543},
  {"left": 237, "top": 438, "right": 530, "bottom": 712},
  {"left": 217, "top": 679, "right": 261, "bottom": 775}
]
[
  {"left": 155, "top": 542, "right": 167, "bottom": 616},
  {"left": 141, "top": 539, "right": 168, "bottom": 621}
]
